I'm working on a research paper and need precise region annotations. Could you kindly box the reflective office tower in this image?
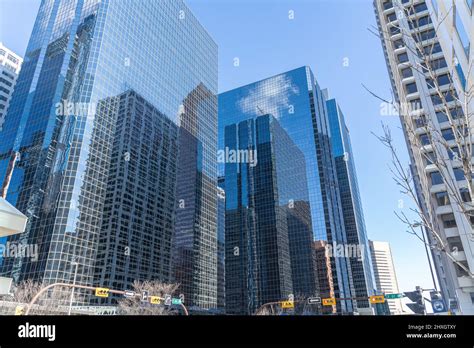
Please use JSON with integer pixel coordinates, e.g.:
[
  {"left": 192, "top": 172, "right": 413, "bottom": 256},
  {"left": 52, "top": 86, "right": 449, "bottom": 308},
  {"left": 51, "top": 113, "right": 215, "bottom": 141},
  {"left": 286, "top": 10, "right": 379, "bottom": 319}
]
[
  {"left": 223, "top": 114, "right": 316, "bottom": 314},
  {"left": 0, "top": 43, "right": 22, "bottom": 132},
  {"left": 172, "top": 82, "right": 218, "bottom": 309},
  {"left": 0, "top": 0, "right": 218, "bottom": 305},
  {"left": 217, "top": 178, "right": 226, "bottom": 311},
  {"left": 314, "top": 240, "right": 336, "bottom": 314},
  {"left": 369, "top": 240, "right": 403, "bottom": 315},
  {"left": 326, "top": 93, "right": 377, "bottom": 313},
  {"left": 94, "top": 90, "right": 178, "bottom": 303},
  {"left": 219, "top": 67, "right": 354, "bottom": 313},
  {"left": 374, "top": 0, "right": 474, "bottom": 314}
]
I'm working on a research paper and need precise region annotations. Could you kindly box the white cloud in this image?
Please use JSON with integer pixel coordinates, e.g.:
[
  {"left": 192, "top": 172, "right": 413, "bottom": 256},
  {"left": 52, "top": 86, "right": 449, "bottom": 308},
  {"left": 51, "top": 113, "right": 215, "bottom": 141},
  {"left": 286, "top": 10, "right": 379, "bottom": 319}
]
[{"left": 237, "top": 75, "right": 299, "bottom": 119}]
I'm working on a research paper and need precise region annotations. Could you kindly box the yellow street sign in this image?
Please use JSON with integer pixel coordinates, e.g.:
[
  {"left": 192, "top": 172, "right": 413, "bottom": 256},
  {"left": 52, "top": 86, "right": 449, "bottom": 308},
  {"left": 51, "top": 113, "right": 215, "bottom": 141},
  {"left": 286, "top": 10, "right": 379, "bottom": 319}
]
[
  {"left": 15, "top": 305, "right": 24, "bottom": 315},
  {"left": 95, "top": 287, "right": 110, "bottom": 298},
  {"left": 370, "top": 295, "right": 385, "bottom": 304},
  {"left": 322, "top": 298, "right": 336, "bottom": 306},
  {"left": 150, "top": 296, "right": 161, "bottom": 304},
  {"left": 281, "top": 300, "right": 294, "bottom": 309}
]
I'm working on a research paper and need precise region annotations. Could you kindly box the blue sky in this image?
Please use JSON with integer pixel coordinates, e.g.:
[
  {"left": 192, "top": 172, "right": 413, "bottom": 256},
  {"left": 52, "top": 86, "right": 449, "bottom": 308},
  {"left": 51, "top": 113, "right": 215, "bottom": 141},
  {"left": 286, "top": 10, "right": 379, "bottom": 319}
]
[{"left": 0, "top": 0, "right": 436, "bottom": 294}]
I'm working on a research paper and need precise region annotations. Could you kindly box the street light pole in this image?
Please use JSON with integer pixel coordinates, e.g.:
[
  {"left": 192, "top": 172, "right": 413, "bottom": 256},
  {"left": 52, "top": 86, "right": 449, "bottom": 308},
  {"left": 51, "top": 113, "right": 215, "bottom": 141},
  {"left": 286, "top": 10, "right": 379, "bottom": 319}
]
[{"left": 68, "top": 260, "right": 79, "bottom": 316}]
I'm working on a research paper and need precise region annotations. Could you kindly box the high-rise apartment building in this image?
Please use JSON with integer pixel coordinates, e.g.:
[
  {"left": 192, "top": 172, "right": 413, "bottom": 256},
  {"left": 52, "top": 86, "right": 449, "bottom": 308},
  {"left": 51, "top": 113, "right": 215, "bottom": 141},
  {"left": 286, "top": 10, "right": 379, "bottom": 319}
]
[
  {"left": 369, "top": 240, "right": 403, "bottom": 315},
  {"left": 219, "top": 67, "right": 355, "bottom": 313},
  {"left": 94, "top": 90, "right": 178, "bottom": 303},
  {"left": 0, "top": 0, "right": 217, "bottom": 308},
  {"left": 223, "top": 114, "right": 315, "bottom": 314},
  {"left": 326, "top": 93, "right": 377, "bottom": 313},
  {"left": 0, "top": 43, "right": 22, "bottom": 131},
  {"left": 374, "top": 0, "right": 474, "bottom": 314}
]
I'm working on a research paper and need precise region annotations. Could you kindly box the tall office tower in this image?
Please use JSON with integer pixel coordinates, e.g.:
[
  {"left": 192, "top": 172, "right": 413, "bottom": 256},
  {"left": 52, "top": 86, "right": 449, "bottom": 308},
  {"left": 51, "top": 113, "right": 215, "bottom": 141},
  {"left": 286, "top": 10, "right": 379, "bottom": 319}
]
[
  {"left": 217, "top": 177, "right": 226, "bottom": 311},
  {"left": 326, "top": 93, "right": 377, "bottom": 314},
  {"left": 374, "top": 0, "right": 474, "bottom": 314},
  {"left": 223, "top": 114, "right": 317, "bottom": 314},
  {"left": 94, "top": 90, "right": 178, "bottom": 303},
  {"left": 314, "top": 240, "right": 336, "bottom": 314},
  {"left": 0, "top": 43, "right": 22, "bottom": 131},
  {"left": 219, "top": 67, "right": 355, "bottom": 313},
  {"left": 369, "top": 240, "right": 403, "bottom": 315},
  {"left": 0, "top": 0, "right": 217, "bottom": 302},
  {"left": 172, "top": 82, "right": 218, "bottom": 309}
]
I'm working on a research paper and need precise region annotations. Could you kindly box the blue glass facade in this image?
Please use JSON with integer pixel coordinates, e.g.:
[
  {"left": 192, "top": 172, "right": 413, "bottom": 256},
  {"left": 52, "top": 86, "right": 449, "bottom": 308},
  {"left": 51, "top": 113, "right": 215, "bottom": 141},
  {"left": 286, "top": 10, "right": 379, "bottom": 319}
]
[
  {"left": 0, "top": 0, "right": 217, "bottom": 306},
  {"left": 326, "top": 97, "right": 376, "bottom": 310},
  {"left": 93, "top": 90, "right": 179, "bottom": 304},
  {"left": 217, "top": 177, "right": 226, "bottom": 310},
  {"left": 224, "top": 114, "right": 316, "bottom": 314},
  {"left": 219, "top": 67, "right": 355, "bottom": 313}
]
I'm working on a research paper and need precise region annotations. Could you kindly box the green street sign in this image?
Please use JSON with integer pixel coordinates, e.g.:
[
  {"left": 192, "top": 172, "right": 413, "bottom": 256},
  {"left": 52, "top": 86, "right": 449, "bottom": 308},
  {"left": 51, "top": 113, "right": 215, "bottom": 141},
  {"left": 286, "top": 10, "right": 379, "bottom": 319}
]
[
  {"left": 171, "top": 298, "right": 182, "bottom": 305},
  {"left": 385, "top": 293, "right": 404, "bottom": 299}
]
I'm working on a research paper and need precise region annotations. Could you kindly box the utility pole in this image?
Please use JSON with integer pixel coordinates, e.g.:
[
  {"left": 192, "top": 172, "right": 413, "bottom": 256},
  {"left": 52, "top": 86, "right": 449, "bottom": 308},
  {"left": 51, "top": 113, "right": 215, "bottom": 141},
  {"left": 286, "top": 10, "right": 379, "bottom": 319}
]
[{"left": 67, "top": 260, "right": 79, "bottom": 316}]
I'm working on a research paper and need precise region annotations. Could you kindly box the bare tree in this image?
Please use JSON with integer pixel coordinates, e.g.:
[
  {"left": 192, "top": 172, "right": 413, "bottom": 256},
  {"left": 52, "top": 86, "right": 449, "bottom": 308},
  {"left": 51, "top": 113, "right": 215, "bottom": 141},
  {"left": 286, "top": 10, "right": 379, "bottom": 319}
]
[
  {"left": 117, "top": 280, "right": 180, "bottom": 315},
  {"left": 369, "top": 1, "right": 474, "bottom": 278},
  {"left": 1, "top": 280, "right": 75, "bottom": 314}
]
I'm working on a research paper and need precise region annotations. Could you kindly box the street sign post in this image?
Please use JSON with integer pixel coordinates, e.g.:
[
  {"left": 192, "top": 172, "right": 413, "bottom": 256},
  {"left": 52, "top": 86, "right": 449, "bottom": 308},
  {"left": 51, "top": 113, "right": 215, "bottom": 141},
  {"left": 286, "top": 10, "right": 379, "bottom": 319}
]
[
  {"left": 322, "top": 298, "right": 336, "bottom": 306},
  {"left": 385, "top": 293, "right": 404, "bottom": 299},
  {"left": 150, "top": 296, "right": 161, "bottom": 305},
  {"left": 15, "top": 305, "right": 24, "bottom": 316},
  {"left": 95, "top": 288, "right": 109, "bottom": 298},
  {"left": 141, "top": 291, "right": 149, "bottom": 302},
  {"left": 123, "top": 290, "right": 135, "bottom": 298},
  {"left": 164, "top": 294, "right": 172, "bottom": 306},
  {"left": 171, "top": 298, "right": 182, "bottom": 305},
  {"left": 432, "top": 299, "right": 446, "bottom": 313},
  {"left": 307, "top": 297, "right": 321, "bottom": 305},
  {"left": 281, "top": 301, "right": 294, "bottom": 309},
  {"left": 369, "top": 295, "right": 385, "bottom": 304}
]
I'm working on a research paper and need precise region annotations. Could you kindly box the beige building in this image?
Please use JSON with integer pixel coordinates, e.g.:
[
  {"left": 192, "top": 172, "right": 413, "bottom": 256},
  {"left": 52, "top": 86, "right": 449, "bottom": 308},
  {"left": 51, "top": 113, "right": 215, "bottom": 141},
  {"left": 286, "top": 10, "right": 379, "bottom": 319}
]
[{"left": 369, "top": 240, "right": 403, "bottom": 315}]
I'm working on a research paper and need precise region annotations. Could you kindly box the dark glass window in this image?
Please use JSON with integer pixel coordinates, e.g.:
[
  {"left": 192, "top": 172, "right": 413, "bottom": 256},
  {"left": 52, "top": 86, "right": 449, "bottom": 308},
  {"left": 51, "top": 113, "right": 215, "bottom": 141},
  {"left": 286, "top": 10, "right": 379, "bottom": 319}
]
[
  {"left": 390, "top": 26, "right": 401, "bottom": 35},
  {"left": 414, "top": 29, "right": 435, "bottom": 42},
  {"left": 424, "top": 151, "right": 436, "bottom": 165},
  {"left": 420, "top": 134, "right": 430, "bottom": 145},
  {"left": 441, "top": 213, "right": 457, "bottom": 228},
  {"left": 383, "top": 1, "right": 393, "bottom": 10},
  {"left": 393, "top": 38, "right": 405, "bottom": 50},
  {"left": 401, "top": 67, "right": 413, "bottom": 78},
  {"left": 423, "top": 42, "right": 442, "bottom": 55},
  {"left": 430, "top": 57, "right": 448, "bottom": 70},
  {"left": 453, "top": 168, "right": 465, "bottom": 181},
  {"left": 405, "top": 82, "right": 418, "bottom": 94},
  {"left": 435, "top": 191, "right": 450, "bottom": 206},
  {"left": 460, "top": 188, "right": 471, "bottom": 203},
  {"left": 448, "top": 147, "right": 460, "bottom": 160},
  {"left": 398, "top": 53, "right": 409, "bottom": 63},
  {"left": 442, "top": 128, "right": 455, "bottom": 141},
  {"left": 410, "top": 98, "right": 423, "bottom": 110},
  {"left": 430, "top": 171, "right": 443, "bottom": 185},
  {"left": 387, "top": 13, "right": 397, "bottom": 22}
]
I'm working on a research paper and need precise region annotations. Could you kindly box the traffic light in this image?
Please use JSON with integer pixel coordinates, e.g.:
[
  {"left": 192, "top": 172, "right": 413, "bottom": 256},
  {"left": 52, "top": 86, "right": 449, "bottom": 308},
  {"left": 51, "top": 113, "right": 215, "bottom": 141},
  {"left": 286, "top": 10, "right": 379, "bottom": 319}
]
[
  {"left": 404, "top": 286, "right": 425, "bottom": 315},
  {"left": 430, "top": 291, "right": 447, "bottom": 313}
]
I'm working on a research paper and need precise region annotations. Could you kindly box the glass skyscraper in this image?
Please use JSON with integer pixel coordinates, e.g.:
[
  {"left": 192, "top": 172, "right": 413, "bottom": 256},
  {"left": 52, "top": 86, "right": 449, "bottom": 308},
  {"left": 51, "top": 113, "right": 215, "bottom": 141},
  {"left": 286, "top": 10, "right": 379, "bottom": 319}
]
[
  {"left": 0, "top": 0, "right": 218, "bottom": 307},
  {"left": 326, "top": 94, "right": 376, "bottom": 312},
  {"left": 219, "top": 67, "right": 355, "bottom": 313},
  {"left": 224, "top": 114, "right": 316, "bottom": 314},
  {"left": 94, "top": 90, "right": 179, "bottom": 304}
]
